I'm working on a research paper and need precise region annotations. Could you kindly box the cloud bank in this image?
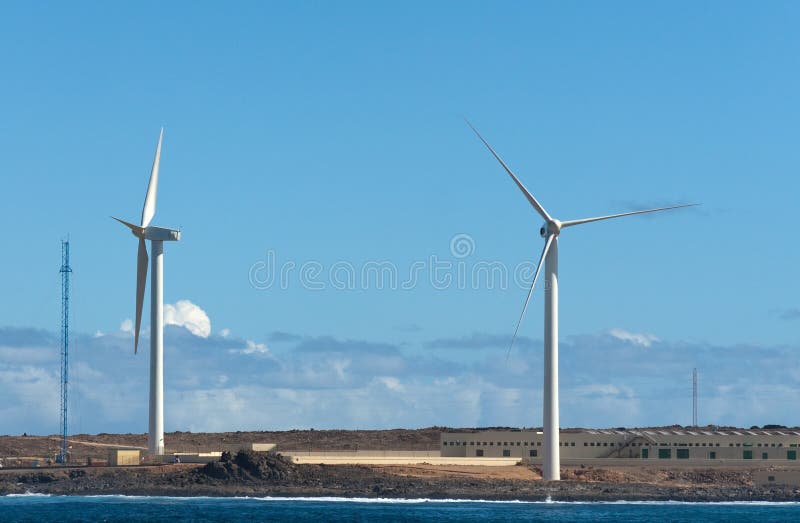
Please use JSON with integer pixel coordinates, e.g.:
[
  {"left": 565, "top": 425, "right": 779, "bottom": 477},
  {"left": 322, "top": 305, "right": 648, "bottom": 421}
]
[{"left": 1, "top": 314, "right": 799, "bottom": 435}]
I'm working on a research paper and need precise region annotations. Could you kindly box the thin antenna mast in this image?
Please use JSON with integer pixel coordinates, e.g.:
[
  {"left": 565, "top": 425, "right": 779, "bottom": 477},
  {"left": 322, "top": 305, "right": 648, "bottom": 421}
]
[
  {"left": 57, "top": 239, "right": 72, "bottom": 463},
  {"left": 692, "top": 368, "right": 698, "bottom": 427}
]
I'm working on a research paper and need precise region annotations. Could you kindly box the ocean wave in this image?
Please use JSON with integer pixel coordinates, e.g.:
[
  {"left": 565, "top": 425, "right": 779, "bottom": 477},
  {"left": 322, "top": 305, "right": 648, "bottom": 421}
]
[
  {"left": 243, "top": 497, "right": 800, "bottom": 506},
  {"left": 3, "top": 493, "right": 800, "bottom": 506},
  {"left": 542, "top": 500, "right": 800, "bottom": 506},
  {"left": 242, "top": 496, "right": 539, "bottom": 504}
]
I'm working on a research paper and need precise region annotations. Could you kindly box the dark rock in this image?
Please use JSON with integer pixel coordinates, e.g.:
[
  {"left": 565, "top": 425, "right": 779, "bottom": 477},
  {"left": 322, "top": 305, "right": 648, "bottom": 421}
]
[
  {"left": 18, "top": 472, "right": 56, "bottom": 484},
  {"left": 198, "top": 461, "right": 234, "bottom": 480},
  {"left": 233, "top": 451, "right": 294, "bottom": 480},
  {"left": 196, "top": 451, "right": 295, "bottom": 483}
]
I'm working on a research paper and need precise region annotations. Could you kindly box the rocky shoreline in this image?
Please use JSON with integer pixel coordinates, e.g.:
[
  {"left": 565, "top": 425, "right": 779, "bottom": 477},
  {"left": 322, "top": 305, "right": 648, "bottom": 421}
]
[{"left": 2, "top": 451, "right": 799, "bottom": 502}]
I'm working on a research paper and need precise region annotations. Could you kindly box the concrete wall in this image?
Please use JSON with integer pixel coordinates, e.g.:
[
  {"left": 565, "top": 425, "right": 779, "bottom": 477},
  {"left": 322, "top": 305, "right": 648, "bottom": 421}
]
[
  {"left": 286, "top": 450, "right": 440, "bottom": 459},
  {"left": 250, "top": 443, "right": 276, "bottom": 452},
  {"left": 168, "top": 452, "right": 223, "bottom": 463},
  {"left": 283, "top": 451, "right": 516, "bottom": 466}
]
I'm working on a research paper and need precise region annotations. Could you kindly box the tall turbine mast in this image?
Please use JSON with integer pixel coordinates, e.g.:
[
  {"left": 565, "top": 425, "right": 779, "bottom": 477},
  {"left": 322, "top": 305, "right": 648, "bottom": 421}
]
[
  {"left": 468, "top": 121, "right": 697, "bottom": 481},
  {"left": 57, "top": 239, "right": 72, "bottom": 464},
  {"left": 114, "top": 128, "right": 180, "bottom": 456}
]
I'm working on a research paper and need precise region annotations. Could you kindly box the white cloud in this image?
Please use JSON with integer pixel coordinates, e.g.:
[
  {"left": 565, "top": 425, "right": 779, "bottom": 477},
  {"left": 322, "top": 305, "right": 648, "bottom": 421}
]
[
  {"left": 229, "top": 340, "right": 271, "bottom": 355},
  {"left": 330, "top": 359, "right": 350, "bottom": 381},
  {"left": 571, "top": 383, "right": 636, "bottom": 400},
  {"left": 219, "top": 328, "right": 231, "bottom": 338},
  {"left": 71, "top": 361, "right": 104, "bottom": 381},
  {"left": 0, "top": 365, "right": 61, "bottom": 431},
  {"left": 164, "top": 300, "right": 211, "bottom": 338},
  {"left": 378, "top": 376, "right": 405, "bottom": 392},
  {"left": 609, "top": 328, "right": 660, "bottom": 347},
  {"left": 120, "top": 319, "right": 133, "bottom": 334}
]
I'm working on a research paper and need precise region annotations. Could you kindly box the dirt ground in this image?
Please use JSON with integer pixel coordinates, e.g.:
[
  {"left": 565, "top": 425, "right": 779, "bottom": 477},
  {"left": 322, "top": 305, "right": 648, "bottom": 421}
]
[
  {"left": 371, "top": 463, "right": 759, "bottom": 487},
  {"left": 373, "top": 464, "right": 542, "bottom": 481}
]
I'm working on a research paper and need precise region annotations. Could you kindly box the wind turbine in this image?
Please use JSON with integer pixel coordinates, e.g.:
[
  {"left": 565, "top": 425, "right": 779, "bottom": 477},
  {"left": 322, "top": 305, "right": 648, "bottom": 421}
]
[
  {"left": 113, "top": 128, "right": 180, "bottom": 456},
  {"left": 468, "top": 122, "right": 696, "bottom": 481}
]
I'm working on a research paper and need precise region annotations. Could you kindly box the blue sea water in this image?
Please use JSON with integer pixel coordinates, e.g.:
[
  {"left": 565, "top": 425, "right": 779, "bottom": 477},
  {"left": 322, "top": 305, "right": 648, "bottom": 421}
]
[{"left": 1, "top": 495, "right": 799, "bottom": 522}]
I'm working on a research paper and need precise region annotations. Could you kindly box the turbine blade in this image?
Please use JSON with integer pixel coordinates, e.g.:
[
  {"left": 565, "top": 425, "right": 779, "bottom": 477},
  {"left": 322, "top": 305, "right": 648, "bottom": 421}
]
[
  {"left": 134, "top": 237, "right": 148, "bottom": 354},
  {"left": 112, "top": 216, "right": 145, "bottom": 236},
  {"left": 466, "top": 120, "right": 552, "bottom": 221},
  {"left": 140, "top": 128, "right": 164, "bottom": 228},
  {"left": 561, "top": 203, "right": 699, "bottom": 228},
  {"left": 507, "top": 234, "right": 554, "bottom": 359}
]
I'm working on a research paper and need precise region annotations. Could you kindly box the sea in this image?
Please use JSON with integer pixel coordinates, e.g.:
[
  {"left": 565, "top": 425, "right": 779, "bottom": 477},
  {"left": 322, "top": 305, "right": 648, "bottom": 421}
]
[{"left": 2, "top": 494, "right": 799, "bottom": 522}]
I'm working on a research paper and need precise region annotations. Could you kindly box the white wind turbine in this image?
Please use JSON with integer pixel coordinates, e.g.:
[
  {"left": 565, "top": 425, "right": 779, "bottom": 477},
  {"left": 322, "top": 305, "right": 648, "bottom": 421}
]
[
  {"left": 113, "top": 128, "right": 180, "bottom": 456},
  {"left": 468, "top": 122, "right": 696, "bottom": 481}
]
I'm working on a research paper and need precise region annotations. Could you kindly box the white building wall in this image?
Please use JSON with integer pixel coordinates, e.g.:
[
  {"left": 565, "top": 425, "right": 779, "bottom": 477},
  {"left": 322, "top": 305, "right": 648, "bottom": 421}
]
[{"left": 441, "top": 429, "right": 800, "bottom": 462}]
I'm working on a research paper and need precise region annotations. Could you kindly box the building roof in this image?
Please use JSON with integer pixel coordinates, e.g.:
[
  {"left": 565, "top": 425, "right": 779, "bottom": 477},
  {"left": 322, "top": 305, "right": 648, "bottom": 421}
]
[{"left": 444, "top": 428, "right": 800, "bottom": 437}]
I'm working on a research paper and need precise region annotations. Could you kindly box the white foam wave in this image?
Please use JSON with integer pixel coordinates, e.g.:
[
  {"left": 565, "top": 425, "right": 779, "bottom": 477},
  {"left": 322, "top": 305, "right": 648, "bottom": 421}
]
[
  {"left": 242, "top": 496, "right": 538, "bottom": 504},
  {"left": 541, "top": 500, "right": 800, "bottom": 506},
  {"left": 3, "top": 493, "right": 800, "bottom": 506},
  {"left": 251, "top": 497, "right": 800, "bottom": 506}
]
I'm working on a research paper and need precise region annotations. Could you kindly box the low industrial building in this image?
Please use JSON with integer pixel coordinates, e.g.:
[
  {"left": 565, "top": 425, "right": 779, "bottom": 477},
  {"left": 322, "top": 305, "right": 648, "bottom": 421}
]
[
  {"left": 441, "top": 429, "right": 800, "bottom": 462},
  {"left": 249, "top": 443, "right": 276, "bottom": 453},
  {"left": 108, "top": 449, "right": 140, "bottom": 466}
]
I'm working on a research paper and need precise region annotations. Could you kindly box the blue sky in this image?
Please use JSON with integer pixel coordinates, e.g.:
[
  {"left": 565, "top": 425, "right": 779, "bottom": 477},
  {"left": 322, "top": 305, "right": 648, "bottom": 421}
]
[{"left": 1, "top": 2, "right": 799, "bottom": 435}]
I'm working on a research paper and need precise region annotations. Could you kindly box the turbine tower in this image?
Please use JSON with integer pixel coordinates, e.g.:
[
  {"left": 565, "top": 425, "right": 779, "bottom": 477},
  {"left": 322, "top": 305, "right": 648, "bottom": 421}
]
[
  {"left": 468, "top": 122, "right": 696, "bottom": 481},
  {"left": 113, "top": 128, "right": 180, "bottom": 456}
]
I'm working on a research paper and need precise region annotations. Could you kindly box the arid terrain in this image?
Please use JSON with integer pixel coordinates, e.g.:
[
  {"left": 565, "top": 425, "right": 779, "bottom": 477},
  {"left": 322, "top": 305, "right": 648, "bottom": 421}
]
[
  {"left": 0, "top": 428, "right": 444, "bottom": 464},
  {"left": 2, "top": 428, "right": 800, "bottom": 501}
]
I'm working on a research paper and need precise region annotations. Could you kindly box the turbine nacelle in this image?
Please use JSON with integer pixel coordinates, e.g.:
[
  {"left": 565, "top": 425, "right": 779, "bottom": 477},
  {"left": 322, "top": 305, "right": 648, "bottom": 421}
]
[
  {"left": 144, "top": 226, "right": 180, "bottom": 242},
  {"left": 113, "top": 217, "right": 180, "bottom": 242},
  {"left": 540, "top": 219, "right": 562, "bottom": 238}
]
